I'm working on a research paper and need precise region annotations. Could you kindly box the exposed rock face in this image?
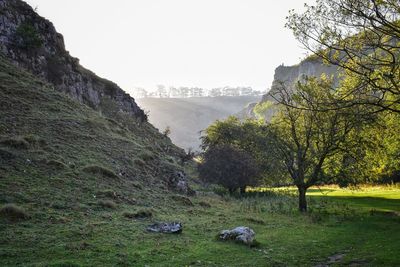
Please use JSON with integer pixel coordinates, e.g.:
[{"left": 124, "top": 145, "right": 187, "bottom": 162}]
[
  {"left": 263, "top": 57, "right": 339, "bottom": 103},
  {"left": 219, "top": 226, "right": 255, "bottom": 245},
  {"left": 168, "top": 171, "right": 196, "bottom": 196},
  {"left": 0, "top": 0, "right": 146, "bottom": 120},
  {"left": 240, "top": 57, "right": 340, "bottom": 120}
]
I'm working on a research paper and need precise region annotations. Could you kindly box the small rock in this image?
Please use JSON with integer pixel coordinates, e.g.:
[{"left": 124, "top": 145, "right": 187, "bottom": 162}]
[
  {"left": 146, "top": 222, "right": 182, "bottom": 234},
  {"left": 219, "top": 226, "right": 255, "bottom": 245}
]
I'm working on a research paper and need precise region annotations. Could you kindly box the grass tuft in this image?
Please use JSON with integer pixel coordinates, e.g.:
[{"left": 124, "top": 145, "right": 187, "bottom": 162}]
[
  {"left": 0, "top": 204, "right": 29, "bottom": 221},
  {"left": 198, "top": 201, "right": 211, "bottom": 208},
  {"left": 98, "top": 200, "right": 117, "bottom": 209},
  {"left": 23, "top": 134, "right": 46, "bottom": 147},
  {"left": 46, "top": 159, "right": 67, "bottom": 169},
  {"left": 139, "top": 151, "right": 155, "bottom": 161},
  {"left": 82, "top": 165, "right": 118, "bottom": 179},
  {"left": 0, "top": 137, "right": 29, "bottom": 149},
  {"left": 123, "top": 209, "right": 153, "bottom": 219},
  {"left": 171, "top": 195, "right": 193, "bottom": 206},
  {"left": 0, "top": 148, "right": 15, "bottom": 161}
]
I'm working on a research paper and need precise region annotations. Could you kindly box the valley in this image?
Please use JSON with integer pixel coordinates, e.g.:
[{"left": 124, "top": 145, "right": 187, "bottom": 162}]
[
  {"left": 136, "top": 96, "right": 260, "bottom": 150},
  {"left": 0, "top": 0, "right": 399, "bottom": 266}
]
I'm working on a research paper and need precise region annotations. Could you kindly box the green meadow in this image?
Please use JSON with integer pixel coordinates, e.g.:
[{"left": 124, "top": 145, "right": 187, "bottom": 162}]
[{"left": 1, "top": 185, "right": 399, "bottom": 266}]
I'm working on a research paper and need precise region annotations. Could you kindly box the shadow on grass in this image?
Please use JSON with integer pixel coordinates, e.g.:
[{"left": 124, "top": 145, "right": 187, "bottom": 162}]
[{"left": 311, "top": 195, "right": 400, "bottom": 212}]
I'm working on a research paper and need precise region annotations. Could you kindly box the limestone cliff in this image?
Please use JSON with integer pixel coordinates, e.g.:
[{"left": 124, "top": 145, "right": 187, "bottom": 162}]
[
  {"left": 239, "top": 57, "right": 340, "bottom": 120},
  {"left": 0, "top": 0, "right": 146, "bottom": 120},
  {"left": 262, "top": 57, "right": 339, "bottom": 103}
]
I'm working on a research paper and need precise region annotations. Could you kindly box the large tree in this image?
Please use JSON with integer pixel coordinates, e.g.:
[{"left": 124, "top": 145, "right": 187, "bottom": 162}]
[
  {"left": 267, "top": 77, "right": 368, "bottom": 211},
  {"left": 198, "top": 144, "right": 260, "bottom": 194},
  {"left": 201, "top": 117, "right": 286, "bottom": 185},
  {"left": 286, "top": 0, "right": 400, "bottom": 113}
]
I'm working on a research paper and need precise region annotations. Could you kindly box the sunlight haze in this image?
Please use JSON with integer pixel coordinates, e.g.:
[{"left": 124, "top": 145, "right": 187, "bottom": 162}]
[{"left": 25, "top": 0, "right": 315, "bottom": 94}]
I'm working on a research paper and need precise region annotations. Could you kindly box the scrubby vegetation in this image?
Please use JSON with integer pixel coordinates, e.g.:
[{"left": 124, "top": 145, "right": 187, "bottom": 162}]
[
  {"left": 1, "top": 0, "right": 399, "bottom": 266},
  {"left": 0, "top": 204, "right": 29, "bottom": 221},
  {"left": 14, "top": 22, "right": 43, "bottom": 49},
  {"left": 199, "top": 145, "right": 259, "bottom": 194}
]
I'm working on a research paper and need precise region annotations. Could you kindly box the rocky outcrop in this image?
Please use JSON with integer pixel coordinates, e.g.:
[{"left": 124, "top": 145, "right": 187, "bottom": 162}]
[
  {"left": 219, "top": 226, "right": 256, "bottom": 245},
  {"left": 0, "top": 0, "right": 146, "bottom": 120},
  {"left": 239, "top": 57, "right": 340, "bottom": 120},
  {"left": 263, "top": 57, "right": 339, "bottom": 103},
  {"left": 147, "top": 222, "right": 183, "bottom": 234},
  {"left": 168, "top": 171, "right": 196, "bottom": 196}
]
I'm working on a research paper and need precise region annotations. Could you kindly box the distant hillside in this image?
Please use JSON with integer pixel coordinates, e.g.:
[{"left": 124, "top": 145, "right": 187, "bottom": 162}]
[{"left": 136, "top": 96, "right": 261, "bottom": 150}]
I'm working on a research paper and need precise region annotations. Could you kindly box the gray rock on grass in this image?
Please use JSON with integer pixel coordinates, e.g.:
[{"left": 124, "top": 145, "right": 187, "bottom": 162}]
[
  {"left": 219, "top": 226, "right": 255, "bottom": 245},
  {"left": 147, "top": 222, "right": 182, "bottom": 234}
]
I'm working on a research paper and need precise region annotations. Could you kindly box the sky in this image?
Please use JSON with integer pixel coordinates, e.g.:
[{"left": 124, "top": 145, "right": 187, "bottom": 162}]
[{"left": 25, "top": 0, "right": 315, "bottom": 94}]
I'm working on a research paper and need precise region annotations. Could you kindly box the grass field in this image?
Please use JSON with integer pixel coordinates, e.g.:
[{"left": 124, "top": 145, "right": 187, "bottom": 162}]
[{"left": 1, "top": 185, "right": 399, "bottom": 266}]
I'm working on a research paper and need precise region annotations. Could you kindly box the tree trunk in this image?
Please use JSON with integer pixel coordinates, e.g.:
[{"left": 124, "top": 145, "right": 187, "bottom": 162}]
[
  {"left": 298, "top": 186, "right": 307, "bottom": 212},
  {"left": 239, "top": 186, "right": 246, "bottom": 195}
]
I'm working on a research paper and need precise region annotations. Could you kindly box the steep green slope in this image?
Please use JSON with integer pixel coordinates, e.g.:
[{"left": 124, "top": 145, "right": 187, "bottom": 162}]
[
  {"left": 0, "top": 53, "right": 195, "bottom": 265},
  {"left": 136, "top": 96, "right": 261, "bottom": 150}
]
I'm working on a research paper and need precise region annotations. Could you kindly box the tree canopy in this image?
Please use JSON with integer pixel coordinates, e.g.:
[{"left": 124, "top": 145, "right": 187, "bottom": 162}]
[{"left": 286, "top": 0, "right": 400, "bottom": 113}]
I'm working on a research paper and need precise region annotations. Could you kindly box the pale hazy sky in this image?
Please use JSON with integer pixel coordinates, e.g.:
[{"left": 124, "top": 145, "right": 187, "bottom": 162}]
[{"left": 25, "top": 0, "right": 314, "bottom": 94}]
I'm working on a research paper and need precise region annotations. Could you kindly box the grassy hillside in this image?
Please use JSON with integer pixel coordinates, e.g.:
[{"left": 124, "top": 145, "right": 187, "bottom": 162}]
[
  {"left": 136, "top": 96, "right": 261, "bottom": 150},
  {"left": 1, "top": 49, "right": 399, "bottom": 267}
]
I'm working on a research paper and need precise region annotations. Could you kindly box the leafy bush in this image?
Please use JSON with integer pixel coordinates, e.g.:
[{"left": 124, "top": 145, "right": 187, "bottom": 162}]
[
  {"left": 0, "top": 204, "right": 29, "bottom": 221},
  {"left": 170, "top": 195, "right": 193, "bottom": 206},
  {"left": 198, "top": 201, "right": 211, "bottom": 208},
  {"left": 15, "top": 22, "right": 43, "bottom": 49},
  {"left": 198, "top": 145, "right": 260, "bottom": 194}
]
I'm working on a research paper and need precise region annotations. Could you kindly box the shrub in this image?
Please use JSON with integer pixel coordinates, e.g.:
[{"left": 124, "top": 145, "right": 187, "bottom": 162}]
[
  {"left": 98, "top": 200, "right": 116, "bottom": 209},
  {"left": 0, "top": 148, "right": 15, "bottom": 161},
  {"left": 46, "top": 159, "right": 67, "bottom": 169},
  {"left": 82, "top": 165, "right": 118, "bottom": 179},
  {"left": 123, "top": 209, "right": 153, "bottom": 219},
  {"left": 198, "top": 201, "right": 211, "bottom": 208},
  {"left": 0, "top": 204, "right": 29, "bottom": 221},
  {"left": 134, "top": 158, "right": 145, "bottom": 167},
  {"left": 14, "top": 22, "right": 43, "bottom": 49},
  {"left": 0, "top": 137, "right": 29, "bottom": 149},
  {"left": 139, "top": 151, "right": 155, "bottom": 161},
  {"left": 23, "top": 134, "right": 46, "bottom": 146},
  {"left": 162, "top": 126, "right": 171, "bottom": 137},
  {"left": 198, "top": 145, "right": 260, "bottom": 194}
]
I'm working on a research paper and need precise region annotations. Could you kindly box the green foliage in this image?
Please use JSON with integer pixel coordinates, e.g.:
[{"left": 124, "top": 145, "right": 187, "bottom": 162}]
[
  {"left": 253, "top": 100, "right": 275, "bottom": 120},
  {"left": 82, "top": 165, "right": 118, "bottom": 179},
  {"left": 286, "top": 0, "right": 400, "bottom": 113},
  {"left": 15, "top": 22, "right": 43, "bottom": 49},
  {"left": 267, "top": 77, "right": 369, "bottom": 210},
  {"left": 0, "top": 204, "right": 29, "bottom": 221},
  {"left": 201, "top": 116, "right": 281, "bottom": 184},
  {"left": 198, "top": 144, "right": 260, "bottom": 193}
]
